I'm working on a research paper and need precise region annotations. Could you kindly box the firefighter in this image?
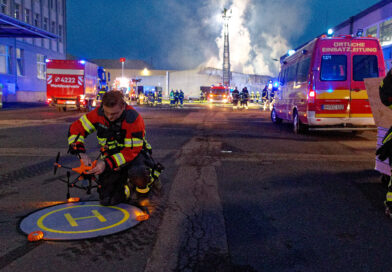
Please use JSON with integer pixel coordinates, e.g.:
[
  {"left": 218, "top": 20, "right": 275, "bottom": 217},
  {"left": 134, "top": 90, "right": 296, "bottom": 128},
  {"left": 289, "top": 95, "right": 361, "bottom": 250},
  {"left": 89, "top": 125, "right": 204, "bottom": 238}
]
[
  {"left": 256, "top": 90, "right": 261, "bottom": 104},
  {"left": 240, "top": 87, "right": 249, "bottom": 109},
  {"left": 377, "top": 69, "right": 392, "bottom": 217},
  {"left": 157, "top": 90, "right": 163, "bottom": 106},
  {"left": 200, "top": 90, "right": 205, "bottom": 102},
  {"left": 170, "top": 89, "right": 175, "bottom": 107},
  {"left": 179, "top": 90, "right": 184, "bottom": 108},
  {"left": 232, "top": 87, "right": 240, "bottom": 110},
  {"left": 250, "top": 91, "right": 255, "bottom": 103},
  {"left": 174, "top": 90, "right": 179, "bottom": 107},
  {"left": 67, "top": 90, "right": 163, "bottom": 206}
]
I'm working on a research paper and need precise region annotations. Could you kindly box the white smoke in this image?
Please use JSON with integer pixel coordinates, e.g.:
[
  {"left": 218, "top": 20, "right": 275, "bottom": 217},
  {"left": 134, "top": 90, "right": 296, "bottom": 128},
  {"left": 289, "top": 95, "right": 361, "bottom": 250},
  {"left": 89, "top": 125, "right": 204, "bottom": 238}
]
[{"left": 204, "top": 0, "right": 310, "bottom": 76}]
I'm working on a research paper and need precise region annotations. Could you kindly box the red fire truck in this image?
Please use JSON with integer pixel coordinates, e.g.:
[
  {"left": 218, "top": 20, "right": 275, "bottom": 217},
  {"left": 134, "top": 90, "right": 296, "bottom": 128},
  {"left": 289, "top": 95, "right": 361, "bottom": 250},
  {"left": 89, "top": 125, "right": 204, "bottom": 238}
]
[
  {"left": 207, "top": 84, "right": 230, "bottom": 103},
  {"left": 46, "top": 59, "right": 102, "bottom": 111}
]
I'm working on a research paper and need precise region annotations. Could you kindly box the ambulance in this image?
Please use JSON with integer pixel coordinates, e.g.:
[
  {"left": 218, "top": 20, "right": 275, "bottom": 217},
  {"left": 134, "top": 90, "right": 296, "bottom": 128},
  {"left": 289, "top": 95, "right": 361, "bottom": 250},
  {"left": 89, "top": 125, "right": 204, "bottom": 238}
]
[{"left": 273, "top": 35, "right": 386, "bottom": 133}]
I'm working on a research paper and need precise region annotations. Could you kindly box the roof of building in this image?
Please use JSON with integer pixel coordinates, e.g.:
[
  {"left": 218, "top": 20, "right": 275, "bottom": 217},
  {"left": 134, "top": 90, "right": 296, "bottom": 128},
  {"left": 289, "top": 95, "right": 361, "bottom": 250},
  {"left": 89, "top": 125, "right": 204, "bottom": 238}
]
[
  {"left": 334, "top": 0, "right": 392, "bottom": 31},
  {"left": 0, "top": 13, "right": 57, "bottom": 39},
  {"left": 89, "top": 59, "right": 152, "bottom": 69}
]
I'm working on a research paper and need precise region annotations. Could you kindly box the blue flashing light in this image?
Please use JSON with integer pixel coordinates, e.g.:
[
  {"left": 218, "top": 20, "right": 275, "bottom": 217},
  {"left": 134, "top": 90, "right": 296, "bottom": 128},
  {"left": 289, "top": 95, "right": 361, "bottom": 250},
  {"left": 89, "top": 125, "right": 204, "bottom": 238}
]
[
  {"left": 288, "top": 49, "right": 295, "bottom": 56},
  {"left": 327, "top": 28, "right": 334, "bottom": 36},
  {"left": 273, "top": 82, "right": 279, "bottom": 87},
  {"left": 327, "top": 88, "right": 333, "bottom": 93},
  {"left": 45, "top": 59, "right": 51, "bottom": 63},
  {"left": 79, "top": 60, "right": 86, "bottom": 65}
]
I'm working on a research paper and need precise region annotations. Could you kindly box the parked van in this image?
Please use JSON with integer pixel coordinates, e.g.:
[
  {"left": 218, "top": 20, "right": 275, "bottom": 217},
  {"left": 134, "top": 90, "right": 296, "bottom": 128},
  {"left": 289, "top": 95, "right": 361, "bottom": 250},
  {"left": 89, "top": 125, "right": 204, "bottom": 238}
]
[{"left": 272, "top": 35, "right": 386, "bottom": 133}]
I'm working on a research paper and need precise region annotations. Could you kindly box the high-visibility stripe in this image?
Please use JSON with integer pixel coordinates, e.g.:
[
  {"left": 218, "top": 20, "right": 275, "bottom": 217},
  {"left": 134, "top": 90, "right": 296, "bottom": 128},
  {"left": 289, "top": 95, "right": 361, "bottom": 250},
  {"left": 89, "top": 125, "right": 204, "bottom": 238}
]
[
  {"left": 68, "top": 134, "right": 85, "bottom": 145},
  {"left": 386, "top": 192, "right": 392, "bottom": 201},
  {"left": 112, "top": 153, "right": 126, "bottom": 167},
  {"left": 351, "top": 90, "right": 369, "bottom": 100},
  {"left": 383, "top": 132, "right": 392, "bottom": 144},
  {"left": 315, "top": 113, "right": 349, "bottom": 118},
  {"left": 79, "top": 115, "right": 95, "bottom": 134},
  {"left": 97, "top": 137, "right": 106, "bottom": 146},
  {"left": 136, "top": 186, "right": 150, "bottom": 194},
  {"left": 144, "top": 138, "right": 152, "bottom": 149}
]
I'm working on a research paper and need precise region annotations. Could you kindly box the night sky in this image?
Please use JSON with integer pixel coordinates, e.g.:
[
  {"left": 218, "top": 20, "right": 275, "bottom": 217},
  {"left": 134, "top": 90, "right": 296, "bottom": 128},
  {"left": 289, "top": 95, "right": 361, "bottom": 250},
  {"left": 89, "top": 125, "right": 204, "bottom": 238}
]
[{"left": 67, "top": 0, "right": 379, "bottom": 75}]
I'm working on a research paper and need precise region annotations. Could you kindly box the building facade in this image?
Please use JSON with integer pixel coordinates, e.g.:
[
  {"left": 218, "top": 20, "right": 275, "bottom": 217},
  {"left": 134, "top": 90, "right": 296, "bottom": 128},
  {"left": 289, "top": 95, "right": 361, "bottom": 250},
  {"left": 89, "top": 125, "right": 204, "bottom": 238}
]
[
  {"left": 332, "top": 0, "right": 392, "bottom": 70},
  {"left": 0, "top": 0, "right": 65, "bottom": 103}
]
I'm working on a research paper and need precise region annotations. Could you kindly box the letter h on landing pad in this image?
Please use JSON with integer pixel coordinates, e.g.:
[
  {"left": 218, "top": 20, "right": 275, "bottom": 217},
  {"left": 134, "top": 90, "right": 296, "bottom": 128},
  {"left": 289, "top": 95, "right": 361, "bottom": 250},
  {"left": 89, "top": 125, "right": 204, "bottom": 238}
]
[{"left": 64, "top": 210, "right": 107, "bottom": 227}]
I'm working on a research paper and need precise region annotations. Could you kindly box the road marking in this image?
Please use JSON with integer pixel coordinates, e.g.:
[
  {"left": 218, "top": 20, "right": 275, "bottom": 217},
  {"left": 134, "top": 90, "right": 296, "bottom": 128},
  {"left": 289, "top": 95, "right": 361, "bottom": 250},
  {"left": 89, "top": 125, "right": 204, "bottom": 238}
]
[{"left": 145, "top": 137, "right": 227, "bottom": 271}]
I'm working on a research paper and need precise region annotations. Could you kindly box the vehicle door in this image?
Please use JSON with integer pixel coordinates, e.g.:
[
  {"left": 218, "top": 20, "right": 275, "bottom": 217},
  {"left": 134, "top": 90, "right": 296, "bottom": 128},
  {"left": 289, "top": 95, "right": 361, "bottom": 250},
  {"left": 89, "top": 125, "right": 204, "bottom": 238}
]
[
  {"left": 315, "top": 39, "right": 350, "bottom": 119},
  {"left": 350, "top": 39, "right": 385, "bottom": 119}
]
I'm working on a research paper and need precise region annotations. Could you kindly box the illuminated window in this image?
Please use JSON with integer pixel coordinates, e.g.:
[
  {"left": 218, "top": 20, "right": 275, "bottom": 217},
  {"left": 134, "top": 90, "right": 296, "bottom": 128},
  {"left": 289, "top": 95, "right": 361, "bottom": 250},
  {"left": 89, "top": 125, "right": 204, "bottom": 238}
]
[
  {"left": 24, "top": 8, "right": 30, "bottom": 23},
  {"left": 37, "top": 54, "right": 46, "bottom": 80},
  {"left": 43, "top": 17, "right": 48, "bottom": 30},
  {"left": 1, "top": 0, "right": 8, "bottom": 15},
  {"left": 14, "top": 3, "right": 20, "bottom": 19},
  {"left": 34, "top": 13, "right": 40, "bottom": 27},
  {"left": 366, "top": 25, "right": 378, "bottom": 38},
  {"left": 380, "top": 18, "right": 392, "bottom": 46},
  {"left": 0, "top": 45, "right": 11, "bottom": 74},
  {"left": 16, "top": 48, "right": 24, "bottom": 76}
]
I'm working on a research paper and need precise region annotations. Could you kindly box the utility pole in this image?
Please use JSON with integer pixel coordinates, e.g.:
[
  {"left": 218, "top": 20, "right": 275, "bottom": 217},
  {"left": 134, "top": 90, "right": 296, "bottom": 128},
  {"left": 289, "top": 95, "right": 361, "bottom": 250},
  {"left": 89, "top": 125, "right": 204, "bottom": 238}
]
[{"left": 222, "top": 8, "right": 231, "bottom": 86}]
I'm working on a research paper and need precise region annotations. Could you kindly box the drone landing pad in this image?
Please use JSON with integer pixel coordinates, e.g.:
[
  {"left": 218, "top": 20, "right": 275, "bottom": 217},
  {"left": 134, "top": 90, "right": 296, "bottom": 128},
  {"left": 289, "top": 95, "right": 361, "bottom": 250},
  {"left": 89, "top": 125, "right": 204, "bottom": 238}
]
[{"left": 20, "top": 201, "right": 143, "bottom": 240}]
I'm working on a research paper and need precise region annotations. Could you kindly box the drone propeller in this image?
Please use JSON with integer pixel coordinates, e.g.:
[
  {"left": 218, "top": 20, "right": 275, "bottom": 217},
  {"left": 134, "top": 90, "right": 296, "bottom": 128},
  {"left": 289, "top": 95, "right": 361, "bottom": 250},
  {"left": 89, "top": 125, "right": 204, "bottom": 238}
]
[{"left": 54, "top": 152, "right": 60, "bottom": 175}]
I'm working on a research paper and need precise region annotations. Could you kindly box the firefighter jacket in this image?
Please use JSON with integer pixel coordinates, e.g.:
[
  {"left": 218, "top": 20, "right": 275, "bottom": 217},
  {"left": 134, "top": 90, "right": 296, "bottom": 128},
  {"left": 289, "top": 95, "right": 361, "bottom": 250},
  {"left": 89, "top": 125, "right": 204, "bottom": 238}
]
[{"left": 68, "top": 105, "right": 146, "bottom": 171}]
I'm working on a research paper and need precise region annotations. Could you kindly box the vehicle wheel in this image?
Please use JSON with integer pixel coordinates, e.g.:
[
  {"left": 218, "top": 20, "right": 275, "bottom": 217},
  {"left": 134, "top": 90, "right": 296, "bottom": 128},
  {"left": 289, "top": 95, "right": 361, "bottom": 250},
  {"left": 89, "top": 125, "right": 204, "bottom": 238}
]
[
  {"left": 293, "top": 110, "right": 306, "bottom": 134},
  {"left": 271, "top": 108, "right": 282, "bottom": 124}
]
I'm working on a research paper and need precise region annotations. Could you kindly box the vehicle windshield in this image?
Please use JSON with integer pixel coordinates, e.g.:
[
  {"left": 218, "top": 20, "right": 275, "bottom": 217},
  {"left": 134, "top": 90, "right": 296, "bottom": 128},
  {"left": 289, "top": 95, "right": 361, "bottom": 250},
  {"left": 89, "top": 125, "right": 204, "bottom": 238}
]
[
  {"left": 353, "top": 55, "right": 379, "bottom": 81},
  {"left": 211, "top": 88, "right": 227, "bottom": 95},
  {"left": 320, "top": 55, "right": 347, "bottom": 81}
]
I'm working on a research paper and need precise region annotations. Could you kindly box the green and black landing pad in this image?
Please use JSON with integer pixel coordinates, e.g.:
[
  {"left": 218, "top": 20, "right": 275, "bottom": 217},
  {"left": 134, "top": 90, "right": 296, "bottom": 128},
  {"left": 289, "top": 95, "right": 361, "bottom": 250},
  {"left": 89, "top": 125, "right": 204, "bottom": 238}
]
[{"left": 20, "top": 201, "right": 145, "bottom": 240}]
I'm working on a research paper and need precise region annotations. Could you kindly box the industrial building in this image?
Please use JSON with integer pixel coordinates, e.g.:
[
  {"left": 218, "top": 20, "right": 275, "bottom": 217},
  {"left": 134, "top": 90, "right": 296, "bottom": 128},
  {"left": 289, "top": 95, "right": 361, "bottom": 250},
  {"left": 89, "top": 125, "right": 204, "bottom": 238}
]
[
  {"left": 0, "top": 0, "right": 65, "bottom": 103},
  {"left": 332, "top": 0, "right": 392, "bottom": 70}
]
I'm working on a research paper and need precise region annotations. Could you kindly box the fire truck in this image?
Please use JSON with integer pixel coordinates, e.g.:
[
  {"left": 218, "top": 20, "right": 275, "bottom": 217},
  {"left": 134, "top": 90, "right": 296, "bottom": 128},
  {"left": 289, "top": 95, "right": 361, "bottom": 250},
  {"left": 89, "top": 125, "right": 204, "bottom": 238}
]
[
  {"left": 46, "top": 59, "right": 109, "bottom": 111},
  {"left": 206, "top": 84, "right": 230, "bottom": 103}
]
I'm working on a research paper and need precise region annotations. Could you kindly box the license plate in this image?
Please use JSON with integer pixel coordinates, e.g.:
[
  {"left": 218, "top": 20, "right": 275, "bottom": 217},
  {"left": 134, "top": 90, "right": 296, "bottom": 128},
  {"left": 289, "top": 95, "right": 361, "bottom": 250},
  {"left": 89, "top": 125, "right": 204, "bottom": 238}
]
[{"left": 322, "top": 104, "right": 344, "bottom": 110}]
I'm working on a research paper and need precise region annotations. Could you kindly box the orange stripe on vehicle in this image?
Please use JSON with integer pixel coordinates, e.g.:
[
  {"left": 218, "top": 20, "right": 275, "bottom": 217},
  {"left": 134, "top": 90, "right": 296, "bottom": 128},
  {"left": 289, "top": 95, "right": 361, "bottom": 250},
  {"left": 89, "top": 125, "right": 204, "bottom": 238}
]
[
  {"left": 350, "top": 113, "right": 373, "bottom": 117},
  {"left": 315, "top": 114, "right": 349, "bottom": 118},
  {"left": 317, "top": 90, "right": 350, "bottom": 99},
  {"left": 350, "top": 90, "right": 368, "bottom": 99}
]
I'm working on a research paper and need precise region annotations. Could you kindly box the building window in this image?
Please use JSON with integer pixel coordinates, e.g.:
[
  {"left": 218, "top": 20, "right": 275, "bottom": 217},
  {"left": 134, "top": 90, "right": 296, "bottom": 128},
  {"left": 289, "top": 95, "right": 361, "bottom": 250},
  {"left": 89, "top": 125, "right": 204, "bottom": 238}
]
[
  {"left": 14, "top": 3, "right": 20, "bottom": 19},
  {"left": 24, "top": 8, "right": 30, "bottom": 23},
  {"left": 34, "top": 13, "right": 40, "bottom": 27},
  {"left": 380, "top": 18, "right": 392, "bottom": 47},
  {"left": 1, "top": 0, "right": 8, "bottom": 15},
  {"left": 0, "top": 45, "right": 11, "bottom": 74},
  {"left": 50, "top": 0, "right": 54, "bottom": 10},
  {"left": 51, "top": 21, "right": 55, "bottom": 33},
  {"left": 57, "top": 0, "right": 62, "bottom": 13},
  {"left": 16, "top": 48, "right": 24, "bottom": 76},
  {"left": 37, "top": 54, "right": 46, "bottom": 79},
  {"left": 43, "top": 17, "right": 48, "bottom": 30},
  {"left": 366, "top": 25, "right": 378, "bottom": 38},
  {"left": 58, "top": 25, "right": 62, "bottom": 42}
]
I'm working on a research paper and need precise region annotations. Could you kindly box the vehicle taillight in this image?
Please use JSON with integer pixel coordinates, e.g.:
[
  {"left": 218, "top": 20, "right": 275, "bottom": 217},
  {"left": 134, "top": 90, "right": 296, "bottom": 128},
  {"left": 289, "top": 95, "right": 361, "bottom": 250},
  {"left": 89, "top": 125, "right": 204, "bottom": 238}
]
[
  {"left": 209, "top": 94, "right": 213, "bottom": 98},
  {"left": 46, "top": 98, "right": 52, "bottom": 104},
  {"left": 308, "top": 90, "right": 315, "bottom": 103}
]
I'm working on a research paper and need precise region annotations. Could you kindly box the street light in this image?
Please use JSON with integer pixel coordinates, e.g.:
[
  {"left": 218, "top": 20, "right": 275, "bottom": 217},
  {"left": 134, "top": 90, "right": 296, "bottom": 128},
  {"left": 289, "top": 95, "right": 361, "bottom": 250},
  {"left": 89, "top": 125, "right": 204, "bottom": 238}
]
[{"left": 120, "top": 57, "right": 126, "bottom": 78}]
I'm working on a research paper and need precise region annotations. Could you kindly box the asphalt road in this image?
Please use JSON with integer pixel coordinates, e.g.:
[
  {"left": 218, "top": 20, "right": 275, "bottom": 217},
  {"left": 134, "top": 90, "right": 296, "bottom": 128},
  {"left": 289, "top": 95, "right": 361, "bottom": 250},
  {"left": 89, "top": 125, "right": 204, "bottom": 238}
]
[{"left": 0, "top": 103, "right": 390, "bottom": 272}]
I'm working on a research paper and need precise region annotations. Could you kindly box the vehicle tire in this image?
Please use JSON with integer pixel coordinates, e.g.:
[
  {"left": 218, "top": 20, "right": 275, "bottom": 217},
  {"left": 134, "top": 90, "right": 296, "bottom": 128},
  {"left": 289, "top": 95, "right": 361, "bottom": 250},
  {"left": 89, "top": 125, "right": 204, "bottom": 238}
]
[
  {"left": 271, "top": 108, "right": 282, "bottom": 124},
  {"left": 293, "top": 110, "right": 306, "bottom": 134}
]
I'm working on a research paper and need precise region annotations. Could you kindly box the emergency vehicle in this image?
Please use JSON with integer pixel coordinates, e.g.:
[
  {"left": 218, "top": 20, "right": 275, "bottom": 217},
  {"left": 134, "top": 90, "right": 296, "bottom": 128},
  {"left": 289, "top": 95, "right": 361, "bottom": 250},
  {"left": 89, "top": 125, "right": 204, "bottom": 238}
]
[
  {"left": 207, "top": 84, "right": 230, "bottom": 103},
  {"left": 46, "top": 60, "right": 108, "bottom": 111},
  {"left": 273, "top": 35, "right": 386, "bottom": 133}
]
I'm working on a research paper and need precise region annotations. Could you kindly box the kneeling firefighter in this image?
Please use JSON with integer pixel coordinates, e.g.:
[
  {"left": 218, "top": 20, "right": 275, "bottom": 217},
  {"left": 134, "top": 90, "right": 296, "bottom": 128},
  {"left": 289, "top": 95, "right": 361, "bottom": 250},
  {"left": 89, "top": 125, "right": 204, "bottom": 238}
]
[
  {"left": 377, "top": 69, "right": 392, "bottom": 217},
  {"left": 68, "top": 90, "right": 163, "bottom": 206}
]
